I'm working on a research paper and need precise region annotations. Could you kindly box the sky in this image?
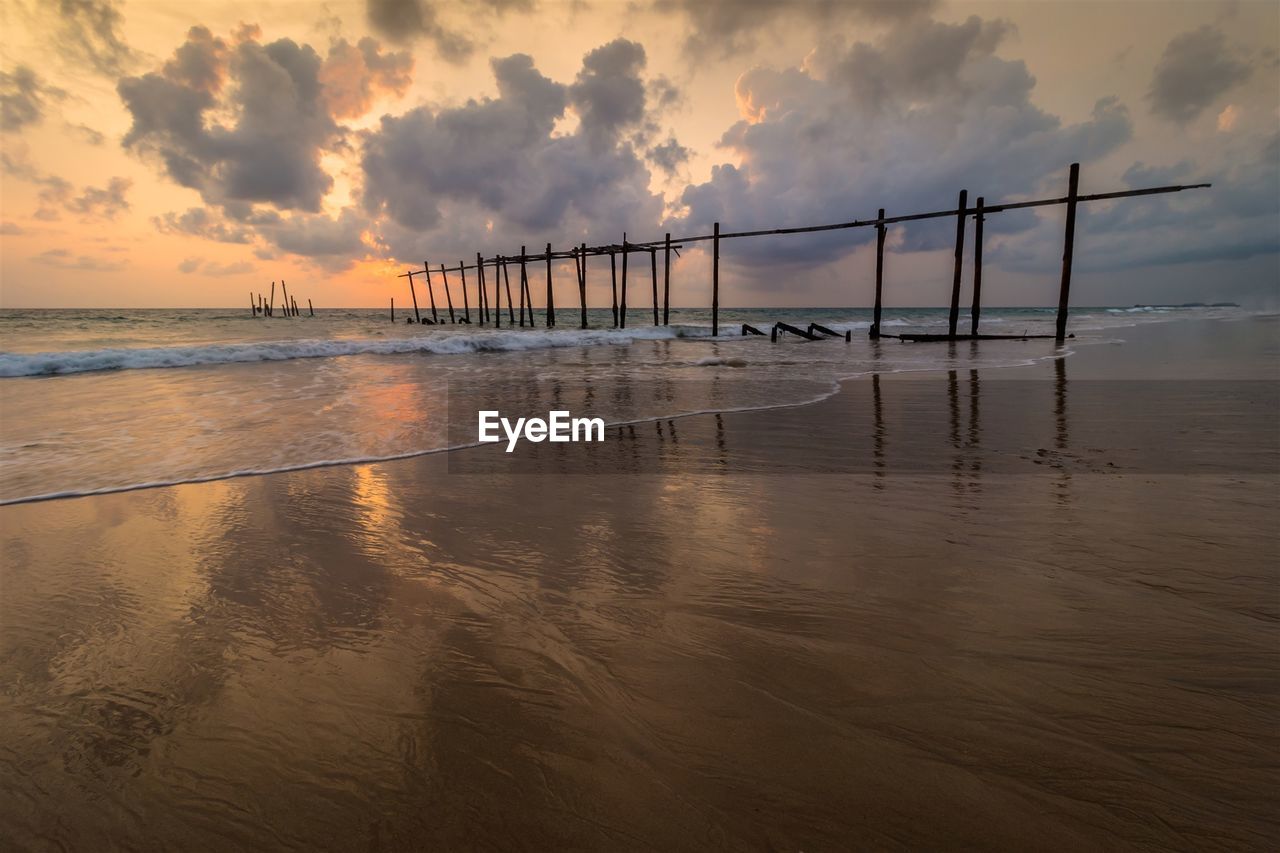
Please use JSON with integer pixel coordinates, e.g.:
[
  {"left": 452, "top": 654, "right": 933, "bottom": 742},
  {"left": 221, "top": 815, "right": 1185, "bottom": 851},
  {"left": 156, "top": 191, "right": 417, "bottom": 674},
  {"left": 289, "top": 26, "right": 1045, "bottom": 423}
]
[{"left": 0, "top": 0, "right": 1276, "bottom": 309}]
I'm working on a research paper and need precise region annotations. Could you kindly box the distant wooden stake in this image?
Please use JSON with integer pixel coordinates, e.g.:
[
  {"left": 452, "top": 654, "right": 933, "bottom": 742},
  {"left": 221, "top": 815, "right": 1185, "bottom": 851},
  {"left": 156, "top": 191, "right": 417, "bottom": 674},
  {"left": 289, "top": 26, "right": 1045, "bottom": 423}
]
[
  {"left": 391, "top": 297, "right": 395, "bottom": 322},
  {"left": 663, "top": 233, "right": 671, "bottom": 325},
  {"left": 872, "top": 207, "right": 886, "bottom": 339},
  {"left": 948, "top": 189, "right": 968, "bottom": 338},
  {"left": 712, "top": 222, "right": 720, "bottom": 337},
  {"left": 579, "top": 243, "right": 588, "bottom": 329},
  {"left": 478, "top": 253, "right": 490, "bottom": 327},
  {"left": 308, "top": 298, "right": 314, "bottom": 317},
  {"left": 620, "top": 234, "right": 628, "bottom": 329},
  {"left": 460, "top": 261, "right": 470, "bottom": 323},
  {"left": 408, "top": 269, "right": 421, "bottom": 324},
  {"left": 424, "top": 262, "right": 438, "bottom": 323},
  {"left": 250, "top": 292, "right": 255, "bottom": 315},
  {"left": 506, "top": 257, "right": 522, "bottom": 327},
  {"left": 269, "top": 281, "right": 275, "bottom": 317},
  {"left": 1056, "top": 163, "right": 1079, "bottom": 343},
  {"left": 545, "top": 243, "right": 554, "bottom": 327},
  {"left": 650, "top": 248, "right": 658, "bottom": 325},
  {"left": 971, "top": 197, "right": 984, "bottom": 336},
  {"left": 281, "top": 280, "right": 290, "bottom": 317},
  {"left": 519, "top": 247, "right": 530, "bottom": 327},
  {"left": 440, "top": 263, "right": 455, "bottom": 323},
  {"left": 610, "top": 251, "right": 618, "bottom": 327}
]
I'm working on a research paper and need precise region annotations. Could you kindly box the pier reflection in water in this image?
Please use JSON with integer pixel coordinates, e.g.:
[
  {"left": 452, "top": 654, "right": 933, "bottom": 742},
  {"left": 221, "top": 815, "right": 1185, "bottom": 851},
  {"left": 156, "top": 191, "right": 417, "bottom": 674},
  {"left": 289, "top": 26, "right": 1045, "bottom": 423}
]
[{"left": 1, "top": 356, "right": 1277, "bottom": 851}]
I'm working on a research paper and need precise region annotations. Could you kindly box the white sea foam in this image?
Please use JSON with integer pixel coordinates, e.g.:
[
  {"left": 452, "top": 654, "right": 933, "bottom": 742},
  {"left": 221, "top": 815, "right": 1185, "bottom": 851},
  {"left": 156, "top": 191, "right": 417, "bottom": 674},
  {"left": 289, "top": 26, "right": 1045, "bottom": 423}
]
[{"left": 0, "top": 324, "right": 731, "bottom": 377}]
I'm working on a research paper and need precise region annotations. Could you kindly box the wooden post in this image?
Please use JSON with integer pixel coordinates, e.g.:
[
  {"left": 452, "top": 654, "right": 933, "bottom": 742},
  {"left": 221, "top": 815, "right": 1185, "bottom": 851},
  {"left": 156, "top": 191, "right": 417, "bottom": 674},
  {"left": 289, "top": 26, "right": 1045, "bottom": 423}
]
[
  {"left": 250, "top": 292, "right": 256, "bottom": 315},
  {"left": 424, "top": 262, "right": 438, "bottom": 323},
  {"left": 292, "top": 296, "right": 298, "bottom": 316},
  {"left": 440, "top": 263, "right": 455, "bottom": 323},
  {"left": 712, "top": 222, "right": 720, "bottom": 337},
  {"left": 579, "top": 243, "right": 588, "bottom": 329},
  {"left": 477, "top": 253, "right": 490, "bottom": 327},
  {"left": 948, "top": 189, "right": 968, "bottom": 338},
  {"left": 872, "top": 208, "right": 886, "bottom": 338},
  {"left": 281, "top": 280, "right": 290, "bottom": 317},
  {"left": 308, "top": 298, "right": 314, "bottom": 317},
  {"left": 460, "top": 261, "right": 470, "bottom": 323},
  {"left": 971, "top": 197, "right": 984, "bottom": 336},
  {"left": 545, "top": 243, "right": 554, "bottom": 327},
  {"left": 620, "top": 233, "right": 628, "bottom": 329},
  {"left": 391, "top": 297, "right": 395, "bottom": 322},
  {"left": 650, "top": 248, "right": 658, "bottom": 325},
  {"left": 506, "top": 257, "right": 522, "bottom": 327},
  {"left": 408, "top": 269, "right": 421, "bottom": 324},
  {"left": 610, "top": 251, "right": 618, "bottom": 327},
  {"left": 512, "top": 247, "right": 522, "bottom": 326},
  {"left": 1056, "top": 162, "right": 1079, "bottom": 343},
  {"left": 269, "top": 281, "right": 275, "bottom": 317},
  {"left": 663, "top": 232, "right": 671, "bottom": 325},
  {"left": 502, "top": 257, "right": 515, "bottom": 325}
]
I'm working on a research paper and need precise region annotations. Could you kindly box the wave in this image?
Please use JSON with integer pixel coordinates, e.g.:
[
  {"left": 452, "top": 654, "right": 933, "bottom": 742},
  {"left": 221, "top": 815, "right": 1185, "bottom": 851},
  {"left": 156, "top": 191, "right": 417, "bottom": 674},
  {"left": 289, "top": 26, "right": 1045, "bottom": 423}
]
[{"left": 0, "top": 325, "right": 731, "bottom": 377}]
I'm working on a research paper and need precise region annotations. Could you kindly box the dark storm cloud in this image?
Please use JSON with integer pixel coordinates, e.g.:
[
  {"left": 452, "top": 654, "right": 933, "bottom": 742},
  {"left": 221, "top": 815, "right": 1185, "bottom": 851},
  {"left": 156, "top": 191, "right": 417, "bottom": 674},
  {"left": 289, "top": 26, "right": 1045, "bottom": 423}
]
[
  {"left": 654, "top": 0, "right": 936, "bottom": 59},
  {"left": 360, "top": 43, "right": 672, "bottom": 262},
  {"left": 1148, "top": 26, "right": 1252, "bottom": 124},
  {"left": 118, "top": 27, "right": 344, "bottom": 213},
  {"left": 674, "top": 15, "right": 1133, "bottom": 276},
  {"left": 1, "top": 66, "right": 67, "bottom": 131},
  {"left": 648, "top": 138, "right": 690, "bottom": 177}
]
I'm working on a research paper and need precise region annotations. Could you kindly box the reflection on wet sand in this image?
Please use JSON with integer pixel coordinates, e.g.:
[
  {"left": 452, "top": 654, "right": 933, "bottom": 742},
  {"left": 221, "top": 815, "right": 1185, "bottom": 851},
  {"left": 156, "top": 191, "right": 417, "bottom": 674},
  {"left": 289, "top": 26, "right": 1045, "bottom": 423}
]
[{"left": 2, "top": 324, "right": 1278, "bottom": 851}]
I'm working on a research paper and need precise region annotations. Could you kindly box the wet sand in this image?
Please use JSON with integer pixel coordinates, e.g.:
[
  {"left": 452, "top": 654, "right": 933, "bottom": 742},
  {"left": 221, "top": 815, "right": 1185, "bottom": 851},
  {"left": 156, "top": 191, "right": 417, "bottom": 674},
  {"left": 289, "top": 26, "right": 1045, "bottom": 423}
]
[{"left": 1, "top": 316, "right": 1277, "bottom": 851}]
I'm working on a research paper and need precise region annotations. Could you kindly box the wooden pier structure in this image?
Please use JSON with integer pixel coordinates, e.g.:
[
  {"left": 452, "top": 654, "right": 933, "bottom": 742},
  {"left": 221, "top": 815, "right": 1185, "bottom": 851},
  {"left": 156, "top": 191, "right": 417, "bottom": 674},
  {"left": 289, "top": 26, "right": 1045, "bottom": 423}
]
[{"left": 396, "top": 164, "right": 1208, "bottom": 343}]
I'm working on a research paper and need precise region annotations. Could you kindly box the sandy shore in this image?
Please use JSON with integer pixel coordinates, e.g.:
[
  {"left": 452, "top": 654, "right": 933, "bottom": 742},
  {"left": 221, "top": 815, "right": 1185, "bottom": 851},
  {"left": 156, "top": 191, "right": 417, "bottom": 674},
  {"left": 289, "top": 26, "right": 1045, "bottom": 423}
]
[{"left": 2, "top": 316, "right": 1277, "bottom": 851}]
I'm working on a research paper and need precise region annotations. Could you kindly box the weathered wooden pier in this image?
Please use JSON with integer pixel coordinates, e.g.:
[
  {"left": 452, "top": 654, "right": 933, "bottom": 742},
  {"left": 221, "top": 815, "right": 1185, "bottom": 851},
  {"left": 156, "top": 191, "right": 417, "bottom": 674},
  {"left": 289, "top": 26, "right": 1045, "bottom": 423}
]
[
  {"left": 398, "top": 163, "right": 1209, "bottom": 342},
  {"left": 250, "top": 280, "right": 314, "bottom": 317}
]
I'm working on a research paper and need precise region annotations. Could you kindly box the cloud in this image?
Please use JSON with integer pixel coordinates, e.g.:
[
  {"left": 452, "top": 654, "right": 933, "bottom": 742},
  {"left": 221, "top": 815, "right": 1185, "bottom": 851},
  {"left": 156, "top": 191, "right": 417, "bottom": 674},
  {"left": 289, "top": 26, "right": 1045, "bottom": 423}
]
[
  {"left": 48, "top": 0, "right": 138, "bottom": 76},
  {"left": 0, "top": 222, "right": 24, "bottom": 235},
  {"left": 648, "top": 137, "right": 690, "bottom": 176},
  {"left": 0, "top": 65, "right": 66, "bottom": 131},
  {"left": 154, "top": 208, "right": 254, "bottom": 243},
  {"left": 654, "top": 0, "right": 937, "bottom": 59},
  {"left": 365, "top": 0, "right": 473, "bottom": 61},
  {"left": 1148, "top": 26, "right": 1251, "bottom": 124},
  {"left": 360, "top": 43, "right": 670, "bottom": 262},
  {"left": 33, "top": 248, "right": 126, "bottom": 271},
  {"left": 319, "top": 37, "right": 413, "bottom": 119},
  {"left": 65, "top": 177, "right": 132, "bottom": 219},
  {"left": 178, "top": 257, "right": 256, "bottom": 275},
  {"left": 673, "top": 14, "right": 1133, "bottom": 275},
  {"left": 119, "top": 26, "right": 345, "bottom": 214}
]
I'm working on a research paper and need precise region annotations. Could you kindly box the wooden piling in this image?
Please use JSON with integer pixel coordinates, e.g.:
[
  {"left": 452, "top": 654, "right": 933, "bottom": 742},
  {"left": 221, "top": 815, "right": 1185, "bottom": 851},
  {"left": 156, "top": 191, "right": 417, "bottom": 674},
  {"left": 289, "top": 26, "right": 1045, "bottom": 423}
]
[
  {"left": 620, "top": 234, "right": 629, "bottom": 329},
  {"left": 502, "top": 256, "right": 515, "bottom": 325},
  {"left": 460, "top": 261, "right": 470, "bottom": 323},
  {"left": 391, "top": 297, "right": 395, "bottom": 322},
  {"left": 281, "top": 280, "right": 290, "bottom": 317},
  {"left": 477, "top": 253, "right": 490, "bottom": 327},
  {"left": 250, "top": 292, "right": 256, "bottom": 315},
  {"left": 1056, "top": 163, "right": 1079, "bottom": 343},
  {"left": 872, "top": 207, "right": 886, "bottom": 338},
  {"left": 512, "top": 247, "right": 522, "bottom": 326},
  {"left": 545, "top": 243, "right": 554, "bottom": 327},
  {"left": 578, "top": 243, "right": 588, "bottom": 329},
  {"left": 948, "top": 190, "right": 968, "bottom": 338},
  {"left": 650, "top": 248, "right": 658, "bottom": 325},
  {"left": 424, "top": 262, "right": 439, "bottom": 323},
  {"left": 712, "top": 222, "right": 720, "bottom": 337},
  {"left": 308, "top": 298, "right": 314, "bottom": 317},
  {"left": 440, "top": 263, "right": 455, "bottom": 323},
  {"left": 408, "top": 269, "right": 421, "bottom": 324},
  {"left": 269, "top": 281, "right": 275, "bottom": 317},
  {"left": 610, "top": 251, "right": 618, "bottom": 327},
  {"left": 971, "top": 197, "right": 984, "bottom": 336},
  {"left": 292, "top": 296, "right": 298, "bottom": 316},
  {"left": 663, "top": 232, "right": 671, "bottom": 325}
]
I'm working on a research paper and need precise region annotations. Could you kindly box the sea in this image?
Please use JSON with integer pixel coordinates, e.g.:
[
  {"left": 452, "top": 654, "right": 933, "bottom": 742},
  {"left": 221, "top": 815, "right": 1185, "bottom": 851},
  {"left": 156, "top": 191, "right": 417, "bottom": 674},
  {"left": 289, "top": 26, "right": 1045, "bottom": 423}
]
[{"left": 0, "top": 304, "right": 1247, "bottom": 504}]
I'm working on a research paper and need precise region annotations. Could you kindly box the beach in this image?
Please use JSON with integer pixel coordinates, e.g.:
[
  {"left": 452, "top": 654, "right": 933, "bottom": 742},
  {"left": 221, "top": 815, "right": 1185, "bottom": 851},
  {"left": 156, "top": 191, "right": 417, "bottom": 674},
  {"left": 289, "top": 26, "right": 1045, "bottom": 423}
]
[{"left": 1, "top": 314, "right": 1277, "bottom": 850}]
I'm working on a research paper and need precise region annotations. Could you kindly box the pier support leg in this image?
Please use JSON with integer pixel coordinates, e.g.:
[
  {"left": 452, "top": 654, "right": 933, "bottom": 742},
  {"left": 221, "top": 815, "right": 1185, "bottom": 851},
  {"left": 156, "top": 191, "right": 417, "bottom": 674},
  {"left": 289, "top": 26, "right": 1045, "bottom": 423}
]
[
  {"left": 663, "top": 233, "right": 671, "bottom": 325},
  {"left": 408, "top": 271, "right": 421, "bottom": 324},
  {"left": 620, "top": 234, "right": 628, "bottom": 329},
  {"left": 460, "top": 262, "right": 470, "bottom": 324},
  {"left": 650, "top": 249, "right": 658, "bottom": 325},
  {"left": 971, "top": 197, "right": 984, "bottom": 336},
  {"left": 578, "top": 245, "right": 588, "bottom": 329},
  {"left": 440, "top": 264, "right": 455, "bottom": 324},
  {"left": 424, "top": 262, "right": 438, "bottom": 323},
  {"left": 1056, "top": 163, "right": 1080, "bottom": 343},
  {"left": 872, "top": 208, "right": 885, "bottom": 338},
  {"left": 948, "top": 190, "right": 967, "bottom": 338},
  {"left": 546, "top": 243, "right": 555, "bottom": 327},
  {"left": 610, "top": 252, "right": 618, "bottom": 327},
  {"left": 712, "top": 222, "right": 720, "bottom": 337}
]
